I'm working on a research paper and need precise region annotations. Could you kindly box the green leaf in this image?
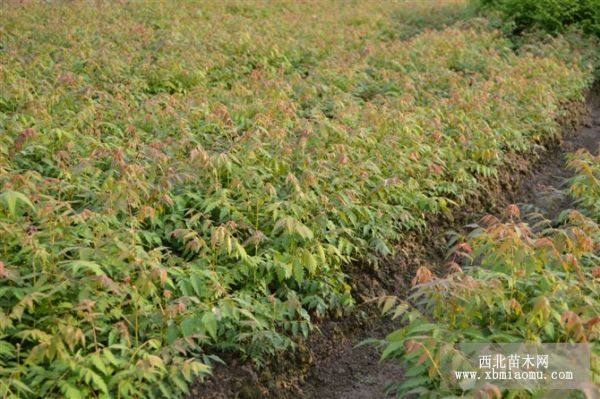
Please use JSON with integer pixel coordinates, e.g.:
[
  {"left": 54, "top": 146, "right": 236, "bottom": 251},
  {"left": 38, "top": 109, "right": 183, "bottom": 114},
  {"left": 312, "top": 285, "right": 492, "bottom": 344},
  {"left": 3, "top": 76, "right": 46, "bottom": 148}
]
[
  {"left": 66, "top": 260, "right": 105, "bottom": 276},
  {"left": 10, "top": 379, "right": 34, "bottom": 394},
  {"left": 0, "top": 190, "right": 35, "bottom": 216},
  {"left": 392, "top": 302, "right": 409, "bottom": 319},
  {"left": 381, "top": 340, "right": 405, "bottom": 360},
  {"left": 182, "top": 316, "right": 201, "bottom": 337},
  {"left": 302, "top": 250, "right": 317, "bottom": 274},
  {"left": 167, "top": 324, "right": 179, "bottom": 344},
  {"left": 59, "top": 381, "right": 84, "bottom": 399},
  {"left": 381, "top": 296, "right": 397, "bottom": 315},
  {"left": 90, "top": 371, "right": 108, "bottom": 394},
  {"left": 543, "top": 322, "right": 555, "bottom": 339},
  {"left": 190, "top": 274, "right": 203, "bottom": 297},
  {"left": 91, "top": 354, "right": 109, "bottom": 375},
  {"left": 293, "top": 261, "right": 304, "bottom": 283},
  {"left": 202, "top": 312, "right": 217, "bottom": 340}
]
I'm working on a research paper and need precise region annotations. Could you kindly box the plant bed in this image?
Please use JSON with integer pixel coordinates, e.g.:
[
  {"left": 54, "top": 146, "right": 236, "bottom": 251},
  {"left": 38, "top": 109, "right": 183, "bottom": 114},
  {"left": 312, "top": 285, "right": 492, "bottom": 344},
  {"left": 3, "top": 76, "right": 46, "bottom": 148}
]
[
  {"left": 0, "top": 2, "right": 597, "bottom": 398},
  {"left": 190, "top": 88, "right": 595, "bottom": 398}
]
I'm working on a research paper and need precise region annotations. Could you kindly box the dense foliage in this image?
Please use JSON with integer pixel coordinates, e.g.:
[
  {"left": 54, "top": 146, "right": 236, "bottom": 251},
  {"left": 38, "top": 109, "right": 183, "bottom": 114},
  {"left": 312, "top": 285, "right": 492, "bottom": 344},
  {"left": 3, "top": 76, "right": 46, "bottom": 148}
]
[
  {"left": 0, "top": 1, "right": 596, "bottom": 397},
  {"left": 380, "top": 151, "right": 600, "bottom": 397},
  {"left": 478, "top": 0, "right": 600, "bottom": 37},
  {"left": 569, "top": 149, "right": 600, "bottom": 220}
]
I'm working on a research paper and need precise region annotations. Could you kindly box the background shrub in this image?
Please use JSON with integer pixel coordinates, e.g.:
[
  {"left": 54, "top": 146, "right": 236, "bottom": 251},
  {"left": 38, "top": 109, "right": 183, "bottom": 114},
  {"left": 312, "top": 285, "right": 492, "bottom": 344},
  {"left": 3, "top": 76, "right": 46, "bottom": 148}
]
[{"left": 478, "top": 0, "right": 600, "bottom": 37}]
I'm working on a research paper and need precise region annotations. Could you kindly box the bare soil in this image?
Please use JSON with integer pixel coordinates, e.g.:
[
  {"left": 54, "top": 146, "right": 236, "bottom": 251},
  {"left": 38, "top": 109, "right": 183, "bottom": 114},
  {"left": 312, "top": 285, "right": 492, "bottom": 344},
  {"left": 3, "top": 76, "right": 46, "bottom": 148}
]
[
  {"left": 189, "top": 85, "right": 599, "bottom": 399},
  {"left": 517, "top": 86, "right": 600, "bottom": 218}
]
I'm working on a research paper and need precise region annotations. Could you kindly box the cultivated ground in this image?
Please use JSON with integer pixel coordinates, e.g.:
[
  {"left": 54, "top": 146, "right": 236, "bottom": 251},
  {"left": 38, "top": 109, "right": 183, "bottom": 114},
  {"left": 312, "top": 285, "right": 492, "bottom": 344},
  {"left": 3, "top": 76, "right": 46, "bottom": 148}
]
[{"left": 1, "top": 2, "right": 598, "bottom": 398}]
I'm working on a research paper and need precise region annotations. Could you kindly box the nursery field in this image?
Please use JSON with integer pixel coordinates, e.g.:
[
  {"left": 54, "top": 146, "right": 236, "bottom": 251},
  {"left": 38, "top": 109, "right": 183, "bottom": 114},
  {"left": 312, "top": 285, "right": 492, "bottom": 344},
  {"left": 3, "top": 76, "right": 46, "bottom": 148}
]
[{"left": 0, "top": 1, "right": 599, "bottom": 398}]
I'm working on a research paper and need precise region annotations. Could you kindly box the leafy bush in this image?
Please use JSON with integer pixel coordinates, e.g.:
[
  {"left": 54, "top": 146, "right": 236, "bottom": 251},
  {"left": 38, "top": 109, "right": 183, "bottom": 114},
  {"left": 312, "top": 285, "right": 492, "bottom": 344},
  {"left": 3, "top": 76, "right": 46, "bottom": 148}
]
[
  {"left": 569, "top": 149, "right": 600, "bottom": 220},
  {"left": 478, "top": 0, "right": 600, "bottom": 37},
  {"left": 0, "top": 1, "right": 597, "bottom": 397},
  {"left": 379, "top": 155, "right": 600, "bottom": 396}
]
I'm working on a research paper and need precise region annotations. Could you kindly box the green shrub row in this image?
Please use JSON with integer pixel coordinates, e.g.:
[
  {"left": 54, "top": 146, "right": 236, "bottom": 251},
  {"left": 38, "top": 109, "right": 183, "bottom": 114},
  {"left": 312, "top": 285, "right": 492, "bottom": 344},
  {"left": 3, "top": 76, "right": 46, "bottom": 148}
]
[
  {"left": 478, "top": 0, "right": 600, "bottom": 37},
  {"left": 0, "top": 2, "right": 596, "bottom": 397}
]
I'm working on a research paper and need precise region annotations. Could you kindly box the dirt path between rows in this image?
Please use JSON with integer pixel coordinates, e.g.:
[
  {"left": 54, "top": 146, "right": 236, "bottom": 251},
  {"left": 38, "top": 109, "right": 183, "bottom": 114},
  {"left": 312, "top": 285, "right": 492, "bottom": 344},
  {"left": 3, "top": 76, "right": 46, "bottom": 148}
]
[
  {"left": 518, "top": 88, "right": 600, "bottom": 218},
  {"left": 296, "top": 86, "right": 600, "bottom": 399},
  {"left": 191, "top": 86, "right": 599, "bottom": 399}
]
